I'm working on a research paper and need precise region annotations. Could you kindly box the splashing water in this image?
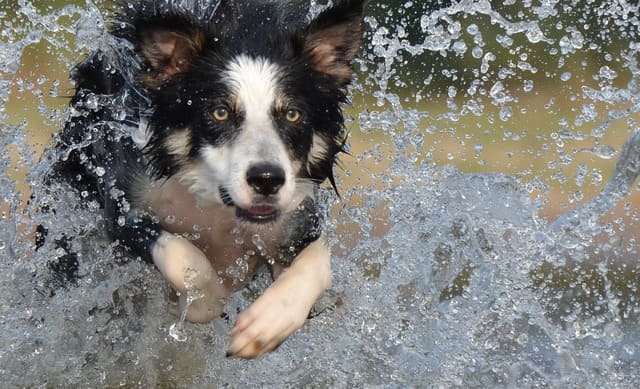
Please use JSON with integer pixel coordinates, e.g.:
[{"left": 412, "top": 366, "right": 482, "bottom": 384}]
[{"left": 1, "top": 0, "right": 640, "bottom": 386}]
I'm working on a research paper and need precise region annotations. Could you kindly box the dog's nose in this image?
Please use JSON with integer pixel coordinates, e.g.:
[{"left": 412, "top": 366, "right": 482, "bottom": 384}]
[{"left": 246, "top": 164, "right": 286, "bottom": 196}]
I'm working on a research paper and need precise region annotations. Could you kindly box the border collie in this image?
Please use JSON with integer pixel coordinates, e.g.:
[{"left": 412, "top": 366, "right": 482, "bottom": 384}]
[{"left": 52, "top": 0, "right": 366, "bottom": 359}]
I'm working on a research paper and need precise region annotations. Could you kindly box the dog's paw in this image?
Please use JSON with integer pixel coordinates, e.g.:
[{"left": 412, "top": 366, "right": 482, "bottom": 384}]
[
  {"left": 226, "top": 284, "right": 310, "bottom": 359},
  {"left": 226, "top": 238, "right": 331, "bottom": 358}
]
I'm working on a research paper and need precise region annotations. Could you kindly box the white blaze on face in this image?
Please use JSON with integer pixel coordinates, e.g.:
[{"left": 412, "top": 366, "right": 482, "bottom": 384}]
[
  {"left": 225, "top": 55, "right": 280, "bottom": 126},
  {"left": 200, "top": 55, "right": 296, "bottom": 209}
]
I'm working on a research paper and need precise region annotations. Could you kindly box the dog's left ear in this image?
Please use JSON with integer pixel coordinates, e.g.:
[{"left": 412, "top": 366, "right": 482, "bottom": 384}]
[
  {"left": 302, "top": 0, "right": 367, "bottom": 85},
  {"left": 137, "top": 25, "right": 207, "bottom": 87}
]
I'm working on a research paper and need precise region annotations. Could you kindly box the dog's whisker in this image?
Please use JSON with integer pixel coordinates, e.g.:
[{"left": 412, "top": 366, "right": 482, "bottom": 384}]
[{"left": 294, "top": 178, "right": 317, "bottom": 197}]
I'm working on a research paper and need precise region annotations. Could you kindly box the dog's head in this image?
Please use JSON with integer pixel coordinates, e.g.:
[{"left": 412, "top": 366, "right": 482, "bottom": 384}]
[{"left": 118, "top": 0, "right": 366, "bottom": 223}]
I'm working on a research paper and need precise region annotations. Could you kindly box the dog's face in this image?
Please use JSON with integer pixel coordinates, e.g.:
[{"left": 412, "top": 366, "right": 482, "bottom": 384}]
[{"left": 122, "top": 0, "right": 365, "bottom": 224}]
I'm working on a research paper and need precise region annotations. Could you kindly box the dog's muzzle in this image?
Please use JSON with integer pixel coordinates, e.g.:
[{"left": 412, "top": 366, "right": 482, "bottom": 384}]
[{"left": 219, "top": 164, "right": 283, "bottom": 223}]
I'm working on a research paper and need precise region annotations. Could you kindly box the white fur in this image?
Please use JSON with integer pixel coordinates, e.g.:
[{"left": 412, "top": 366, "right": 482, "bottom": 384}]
[{"left": 196, "top": 55, "right": 296, "bottom": 209}]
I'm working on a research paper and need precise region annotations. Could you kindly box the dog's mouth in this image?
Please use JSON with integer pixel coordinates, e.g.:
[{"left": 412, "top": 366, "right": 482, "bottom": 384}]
[
  {"left": 236, "top": 205, "right": 280, "bottom": 223},
  {"left": 219, "top": 186, "right": 280, "bottom": 223}
]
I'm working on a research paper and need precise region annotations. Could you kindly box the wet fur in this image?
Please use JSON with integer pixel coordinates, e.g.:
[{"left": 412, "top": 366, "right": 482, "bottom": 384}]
[{"left": 52, "top": 0, "right": 366, "bottom": 359}]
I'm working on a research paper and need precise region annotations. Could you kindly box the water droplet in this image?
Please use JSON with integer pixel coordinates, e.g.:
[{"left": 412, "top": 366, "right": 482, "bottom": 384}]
[
  {"left": 452, "top": 40, "right": 467, "bottom": 55},
  {"left": 496, "top": 34, "right": 513, "bottom": 48},
  {"left": 84, "top": 94, "right": 99, "bottom": 110},
  {"left": 598, "top": 65, "right": 618, "bottom": 80},
  {"left": 489, "top": 82, "right": 503, "bottom": 99},
  {"left": 471, "top": 46, "right": 483, "bottom": 58},
  {"left": 447, "top": 86, "right": 457, "bottom": 98},
  {"left": 251, "top": 234, "right": 266, "bottom": 255},
  {"left": 169, "top": 323, "right": 188, "bottom": 342},
  {"left": 580, "top": 144, "right": 616, "bottom": 159},
  {"left": 523, "top": 79, "right": 534, "bottom": 92},
  {"left": 499, "top": 105, "right": 512, "bottom": 121},
  {"left": 525, "top": 24, "right": 546, "bottom": 43}
]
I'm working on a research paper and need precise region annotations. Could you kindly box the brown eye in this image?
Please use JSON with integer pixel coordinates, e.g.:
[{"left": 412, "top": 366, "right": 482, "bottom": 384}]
[
  {"left": 213, "top": 107, "right": 230, "bottom": 121},
  {"left": 285, "top": 108, "right": 302, "bottom": 123}
]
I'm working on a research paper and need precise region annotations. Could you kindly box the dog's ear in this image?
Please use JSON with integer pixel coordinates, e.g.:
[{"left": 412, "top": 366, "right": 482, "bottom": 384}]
[
  {"left": 302, "top": 0, "right": 367, "bottom": 85},
  {"left": 137, "top": 26, "right": 206, "bottom": 87}
]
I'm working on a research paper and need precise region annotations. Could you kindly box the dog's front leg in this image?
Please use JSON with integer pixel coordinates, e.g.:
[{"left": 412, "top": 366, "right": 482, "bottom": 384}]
[
  {"left": 227, "top": 236, "right": 331, "bottom": 359},
  {"left": 152, "top": 231, "right": 229, "bottom": 323}
]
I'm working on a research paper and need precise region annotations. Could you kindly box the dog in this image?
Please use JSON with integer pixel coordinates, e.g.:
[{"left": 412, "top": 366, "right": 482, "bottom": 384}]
[{"left": 50, "top": 0, "right": 366, "bottom": 359}]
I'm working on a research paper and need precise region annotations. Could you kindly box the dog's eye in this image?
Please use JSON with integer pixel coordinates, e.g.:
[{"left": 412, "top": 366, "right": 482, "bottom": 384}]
[
  {"left": 285, "top": 109, "right": 302, "bottom": 123},
  {"left": 213, "top": 107, "right": 230, "bottom": 121}
]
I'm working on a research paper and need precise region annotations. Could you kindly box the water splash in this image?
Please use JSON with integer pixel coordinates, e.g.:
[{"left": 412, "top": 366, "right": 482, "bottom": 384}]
[
  {"left": 0, "top": 0, "right": 639, "bottom": 387},
  {"left": 553, "top": 130, "right": 640, "bottom": 234},
  {"left": 168, "top": 268, "right": 208, "bottom": 342}
]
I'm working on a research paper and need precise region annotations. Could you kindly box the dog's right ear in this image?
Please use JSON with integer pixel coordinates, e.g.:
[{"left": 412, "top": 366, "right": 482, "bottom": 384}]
[
  {"left": 301, "top": 0, "right": 367, "bottom": 86},
  {"left": 137, "top": 26, "right": 206, "bottom": 87}
]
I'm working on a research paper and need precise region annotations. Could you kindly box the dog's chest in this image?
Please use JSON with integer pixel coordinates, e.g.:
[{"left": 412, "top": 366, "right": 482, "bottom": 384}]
[{"left": 140, "top": 178, "right": 282, "bottom": 284}]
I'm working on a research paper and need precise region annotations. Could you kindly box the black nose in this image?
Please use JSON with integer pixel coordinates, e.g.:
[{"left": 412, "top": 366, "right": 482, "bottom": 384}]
[{"left": 246, "top": 164, "right": 286, "bottom": 196}]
